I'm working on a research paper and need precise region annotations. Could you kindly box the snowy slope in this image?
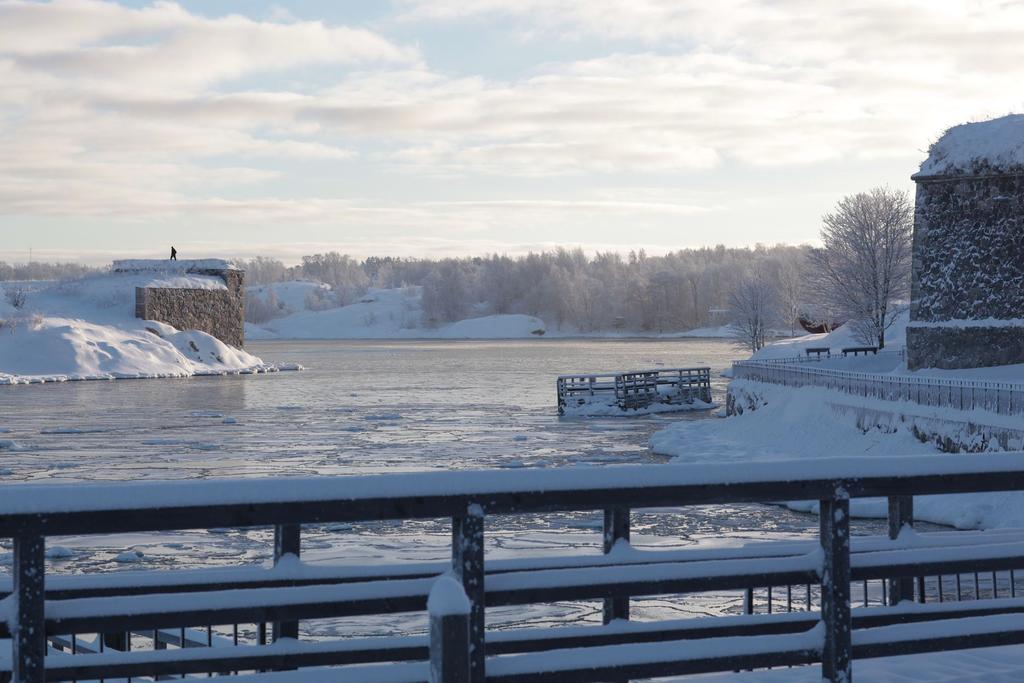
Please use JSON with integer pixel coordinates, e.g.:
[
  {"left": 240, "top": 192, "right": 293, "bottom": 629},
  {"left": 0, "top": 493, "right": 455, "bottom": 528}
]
[
  {"left": 247, "top": 280, "right": 332, "bottom": 317},
  {"left": 247, "top": 286, "right": 547, "bottom": 340},
  {"left": 0, "top": 273, "right": 290, "bottom": 384},
  {"left": 650, "top": 381, "right": 1024, "bottom": 530}
]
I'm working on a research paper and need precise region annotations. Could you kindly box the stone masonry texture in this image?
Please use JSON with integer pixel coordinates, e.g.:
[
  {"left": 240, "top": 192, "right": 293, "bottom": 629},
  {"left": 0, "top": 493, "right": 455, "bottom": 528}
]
[
  {"left": 908, "top": 168, "right": 1024, "bottom": 370},
  {"left": 136, "top": 269, "right": 245, "bottom": 348}
]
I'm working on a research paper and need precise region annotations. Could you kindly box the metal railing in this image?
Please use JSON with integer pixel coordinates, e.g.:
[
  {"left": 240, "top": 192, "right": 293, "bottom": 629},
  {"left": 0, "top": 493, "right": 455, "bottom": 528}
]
[
  {"left": 733, "top": 358, "right": 1024, "bottom": 417},
  {"left": 6, "top": 455, "right": 1024, "bottom": 681}
]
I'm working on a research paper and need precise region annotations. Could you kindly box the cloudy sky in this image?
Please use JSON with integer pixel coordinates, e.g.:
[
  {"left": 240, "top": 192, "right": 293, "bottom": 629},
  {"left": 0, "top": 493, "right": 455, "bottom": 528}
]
[{"left": 1, "top": 0, "right": 1022, "bottom": 265}]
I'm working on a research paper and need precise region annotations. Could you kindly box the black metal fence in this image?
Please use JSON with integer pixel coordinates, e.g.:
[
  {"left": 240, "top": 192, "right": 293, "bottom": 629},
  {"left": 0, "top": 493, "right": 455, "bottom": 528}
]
[
  {"left": 4, "top": 455, "right": 1024, "bottom": 682},
  {"left": 733, "top": 359, "right": 1024, "bottom": 416}
]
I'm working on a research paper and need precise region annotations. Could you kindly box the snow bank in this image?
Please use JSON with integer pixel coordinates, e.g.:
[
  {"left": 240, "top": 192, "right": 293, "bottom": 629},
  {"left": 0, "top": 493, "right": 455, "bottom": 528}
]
[
  {"left": 918, "top": 114, "right": 1024, "bottom": 176},
  {"left": 651, "top": 381, "right": 1024, "bottom": 530},
  {"left": 0, "top": 317, "right": 288, "bottom": 384},
  {"left": 0, "top": 272, "right": 297, "bottom": 384},
  {"left": 436, "top": 314, "right": 546, "bottom": 339},
  {"left": 249, "top": 286, "right": 547, "bottom": 340}
]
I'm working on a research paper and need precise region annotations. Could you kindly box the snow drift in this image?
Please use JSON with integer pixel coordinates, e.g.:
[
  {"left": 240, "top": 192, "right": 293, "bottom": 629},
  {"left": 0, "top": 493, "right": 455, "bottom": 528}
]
[{"left": 0, "top": 274, "right": 294, "bottom": 384}]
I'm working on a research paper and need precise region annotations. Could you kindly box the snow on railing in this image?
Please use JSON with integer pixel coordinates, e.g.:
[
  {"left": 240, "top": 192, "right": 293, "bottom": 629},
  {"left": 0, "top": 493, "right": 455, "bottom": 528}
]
[
  {"left": 6, "top": 455, "right": 1024, "bottom": 682},
  {"left": 732, "top": 358, "right": 1024, "bottom": 417}
]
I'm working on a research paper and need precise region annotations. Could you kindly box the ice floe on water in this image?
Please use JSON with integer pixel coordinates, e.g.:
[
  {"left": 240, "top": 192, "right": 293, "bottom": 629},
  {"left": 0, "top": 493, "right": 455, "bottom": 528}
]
[
  {"left": 45, "top": 546, "right": 74, "bottom": 559},
  {"left": 114, "top": 550, "right": 145, "bottom": 563},
  {"left": 364, "top": 413, "right": 402, "bottom": 421},
  {"left": 189, "top": 410, "right": 224, "bottom": 418},
  {"left": 41, "top": 426, "right": 110, "bottom": 434}
]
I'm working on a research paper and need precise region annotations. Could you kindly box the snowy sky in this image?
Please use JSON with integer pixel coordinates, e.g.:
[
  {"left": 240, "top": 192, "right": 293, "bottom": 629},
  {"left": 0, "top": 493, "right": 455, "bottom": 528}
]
[{"left": 2, "top": 0, "right": 1023, "bottom": 265}]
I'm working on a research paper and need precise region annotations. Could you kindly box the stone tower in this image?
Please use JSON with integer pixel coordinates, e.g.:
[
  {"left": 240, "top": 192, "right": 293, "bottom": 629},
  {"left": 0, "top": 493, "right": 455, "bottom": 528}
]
[
  {"left": 907, "top": 115, "right": 1024, "bottom": 370},
  {"left": 113, "top": 259, "right": 246, "bottom": 348}
]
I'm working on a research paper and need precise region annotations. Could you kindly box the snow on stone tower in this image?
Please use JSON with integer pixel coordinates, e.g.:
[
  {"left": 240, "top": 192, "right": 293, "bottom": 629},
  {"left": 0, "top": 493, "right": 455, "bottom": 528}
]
[
  {"left": 113, "top": 259, "right": 246, "bottom": 348},
  {"left": 907, "top": 115, "right": 1024, "bottom": 370}
]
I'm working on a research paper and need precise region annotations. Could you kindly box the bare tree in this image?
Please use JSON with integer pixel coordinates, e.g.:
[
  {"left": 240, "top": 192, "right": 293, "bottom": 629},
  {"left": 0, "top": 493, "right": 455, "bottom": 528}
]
[
  {"left": 776, "top": 259, "right": 803, "bottom": 337},
  {"left": 807, "top": 187, "right": 913, "bottom": 349},
  {"left": 729, "top": 267, "right": 781, "bottom": 353}
]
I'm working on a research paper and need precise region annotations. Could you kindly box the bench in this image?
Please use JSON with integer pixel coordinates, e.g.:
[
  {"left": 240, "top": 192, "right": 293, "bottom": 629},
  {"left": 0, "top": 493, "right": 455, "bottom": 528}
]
[
  {"left": 805, "top": 347, "right": 831, "bottom": 358},
  {"left": 842, "top": 346, "right": 878, "bottom": 357}
]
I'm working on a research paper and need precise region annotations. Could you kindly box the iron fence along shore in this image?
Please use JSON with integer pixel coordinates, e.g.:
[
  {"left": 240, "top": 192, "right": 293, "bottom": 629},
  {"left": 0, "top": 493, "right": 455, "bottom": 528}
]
[{"left": 732, "top": 354, "right": 1024, "bottom": 417}]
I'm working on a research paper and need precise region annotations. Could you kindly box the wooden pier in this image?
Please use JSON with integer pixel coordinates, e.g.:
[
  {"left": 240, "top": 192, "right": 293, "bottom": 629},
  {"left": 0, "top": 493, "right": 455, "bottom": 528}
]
[
  {"left": 557, "top": 367, "right": 712, "bottom": 415},
  {"left": 5, "top": 455, "right": 1024, "bottom": 681}
]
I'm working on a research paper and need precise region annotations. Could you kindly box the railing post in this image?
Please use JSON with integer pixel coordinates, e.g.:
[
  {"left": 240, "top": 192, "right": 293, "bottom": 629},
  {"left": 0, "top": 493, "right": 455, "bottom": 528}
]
[
  {"left": 429, "top": 576, "right": 471, "bottom": 683},
  {"left": 602, "top": 507, "right": 630, "bottom": 623},
  {"left": 13, "top": 533, "right": 46, "bottom": 683},
  {"left": 820, "top": 493, "right": 852, "bottom": 683},
  {"left": 453, "top": 504, "right": 485, "bottom": 683},
  {"left": 887, "top": 496, "right": 914, "bottom": 605},
  {"left": 272, "top": 523, "right": 301, "bottom": 642}
]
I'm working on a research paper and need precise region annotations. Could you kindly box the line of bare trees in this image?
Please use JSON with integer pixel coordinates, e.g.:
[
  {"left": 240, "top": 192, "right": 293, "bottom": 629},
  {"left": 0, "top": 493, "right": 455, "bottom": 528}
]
[{"left": 241, "top": 246, "right": 811, "bottom": 333}]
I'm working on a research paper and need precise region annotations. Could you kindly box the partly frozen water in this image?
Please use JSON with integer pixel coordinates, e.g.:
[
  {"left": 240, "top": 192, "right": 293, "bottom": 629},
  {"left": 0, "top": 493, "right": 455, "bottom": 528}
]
[{"left": 0, "top": 339, "right": 893, "bottom": 639}]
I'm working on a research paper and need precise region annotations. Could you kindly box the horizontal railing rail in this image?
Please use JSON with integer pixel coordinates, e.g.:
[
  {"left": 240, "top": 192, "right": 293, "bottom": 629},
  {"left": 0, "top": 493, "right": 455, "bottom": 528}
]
[
  {"left": 5, "top": 454, "right": 1024, "bottom": 682},
  {"left": 733, "top": 358, "right": 1024, "bottom": 416}
]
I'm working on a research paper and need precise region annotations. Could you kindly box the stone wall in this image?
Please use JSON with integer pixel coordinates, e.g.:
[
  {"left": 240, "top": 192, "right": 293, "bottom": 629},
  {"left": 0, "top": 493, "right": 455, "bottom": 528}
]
[
  {"left": 136, "top": 269, "right": 245, "bottom": 348},
  {"left": 907, "top": 170, "right": 1024, "bottom": 370}
]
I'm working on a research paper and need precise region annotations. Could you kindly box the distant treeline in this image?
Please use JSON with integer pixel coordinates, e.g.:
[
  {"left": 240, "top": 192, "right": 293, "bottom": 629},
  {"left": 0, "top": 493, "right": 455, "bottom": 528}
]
[
  {"left": 241, "top": 246, "right": 808, "bottom": 333},
  {"left": 2, "top": 246, "right": 810, "bottom": 333},
  {"left": 0, "top": 261, "right": 99, "bottom": 282}
]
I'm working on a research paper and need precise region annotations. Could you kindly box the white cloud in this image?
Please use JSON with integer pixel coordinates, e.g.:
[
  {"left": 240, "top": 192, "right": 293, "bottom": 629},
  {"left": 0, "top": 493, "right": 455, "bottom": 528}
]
[{"left": 2, "top": 0, "right": 1024, "bottom": 251}]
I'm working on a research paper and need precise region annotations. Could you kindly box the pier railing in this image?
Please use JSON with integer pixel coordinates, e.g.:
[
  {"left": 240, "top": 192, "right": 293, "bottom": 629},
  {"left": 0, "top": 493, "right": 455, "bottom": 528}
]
[
  {"left": 733, "top": 359, "right": 1024, "bottom": 416},
  {"left": 6, "top": 455, "right": 1024, "bottom": 681},
  {"left": 557, "top": 367, "right": 712, "bottom": 414}
]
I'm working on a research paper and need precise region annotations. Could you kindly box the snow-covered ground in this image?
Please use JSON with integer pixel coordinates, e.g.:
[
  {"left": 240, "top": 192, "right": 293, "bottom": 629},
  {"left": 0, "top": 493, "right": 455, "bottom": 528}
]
[
  {"left": 651, "top": 380, "right": 1024, "bottom": 530},
  {"left": 247, "top": 286, "right": 548, "bottom": 340},
  {"left": 247, "top": 285, "right": 547, "bottom": 340},
  {"left": 245, "top": 281, "right": 802, "bottom": 341},
  {"left": 652, "top": 305, "right": 1024, "bottom": 531},
  {"left": 0, "top": 272, "right": 293, "bottom": 384}
]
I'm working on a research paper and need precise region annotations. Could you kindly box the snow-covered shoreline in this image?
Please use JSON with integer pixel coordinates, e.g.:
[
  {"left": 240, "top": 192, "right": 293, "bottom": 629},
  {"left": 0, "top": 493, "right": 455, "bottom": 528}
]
[
  {"left": 0, "top": 274, "right": 299, "bottom": 385},
  {"left": 650, "top": 310, "right": 1024, "bottom": 532}
]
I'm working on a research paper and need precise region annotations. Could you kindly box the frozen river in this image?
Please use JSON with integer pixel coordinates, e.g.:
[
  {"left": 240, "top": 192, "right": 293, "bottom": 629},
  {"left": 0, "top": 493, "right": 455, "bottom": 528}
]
[{"left": 0, "top": 339, "right": 888, "bottom": 638}]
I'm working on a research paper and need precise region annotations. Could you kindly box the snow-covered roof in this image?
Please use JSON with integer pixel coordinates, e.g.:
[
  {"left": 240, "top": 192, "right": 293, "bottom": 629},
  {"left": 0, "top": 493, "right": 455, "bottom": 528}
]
[
  {"left": 112, "top": 259, "right": 242, "bottom": 273},
  {"left": 917, "top": 114, "right": 1024, "bottom": 177}
]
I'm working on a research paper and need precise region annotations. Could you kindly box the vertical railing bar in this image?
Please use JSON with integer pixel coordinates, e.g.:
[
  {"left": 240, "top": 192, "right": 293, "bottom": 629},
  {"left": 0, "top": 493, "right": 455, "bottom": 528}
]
[
  {"left": 13, "top": 533, "right": 46, "bottom": 683},
  {"left": 820, "top": 492, "right": 852, "bottom": 683},
  {"left": 272, "top": 523, "right": 301, "bottom": 644},
  {"left": 453, "top": 503, "right": 486, "bottom": 683},
  {"left": 602, "top": 507, "right": 631, "bottom": 624},
  {"left": 887, "top": 495, "right": 914, "bottom": 605}
]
